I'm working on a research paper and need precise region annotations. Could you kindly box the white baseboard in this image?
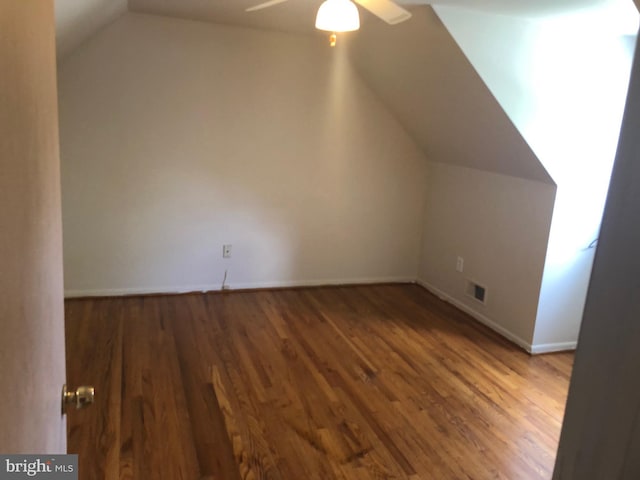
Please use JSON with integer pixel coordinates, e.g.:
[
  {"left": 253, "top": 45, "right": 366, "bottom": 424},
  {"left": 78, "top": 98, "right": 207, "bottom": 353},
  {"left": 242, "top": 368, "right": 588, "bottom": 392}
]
[
  {"left": 65, "top": 276, "right": 577, "bottom": 355},
  {"left": 416, "top": 278, "right": 534, "bottom": 353},
  {"left": 529, "top": 341, "right": 577, "bottom": 354},
  {"left": 64, "top": 276, "right": 416, "bottom": 299}
]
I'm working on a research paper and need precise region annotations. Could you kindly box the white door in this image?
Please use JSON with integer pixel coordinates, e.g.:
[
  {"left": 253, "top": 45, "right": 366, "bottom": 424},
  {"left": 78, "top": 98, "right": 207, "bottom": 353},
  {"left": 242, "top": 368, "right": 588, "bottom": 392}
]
[{"left": 0, "top": 0, "right": 67, "bottom": 453}]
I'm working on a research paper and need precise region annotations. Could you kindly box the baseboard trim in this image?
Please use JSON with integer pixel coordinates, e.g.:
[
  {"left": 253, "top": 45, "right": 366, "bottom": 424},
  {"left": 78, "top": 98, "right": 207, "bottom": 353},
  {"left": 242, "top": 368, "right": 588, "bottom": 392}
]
[
  {"left": 529, "top": 341, "right": 577, "bottom": 354},
  {"left": 65, "top": 276, "right": 577, "bottom": 355},
  {"left": 416, "top": 278, "right": 534, "bottom": 353},
  {"left": 64, "top": 276, "right": 416, "bottom": 299}
]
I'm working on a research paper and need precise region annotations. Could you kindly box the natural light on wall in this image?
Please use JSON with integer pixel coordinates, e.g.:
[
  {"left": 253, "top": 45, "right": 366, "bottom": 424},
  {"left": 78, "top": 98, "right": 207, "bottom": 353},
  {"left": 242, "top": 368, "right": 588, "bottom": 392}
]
[
  {"left": 431, "top": 0, "right": 637, "bottom": 348},
  {"left": 531, "top": 0, "right": 636, "bottom": 347},
  {"left": 529, "top": 0, "right": 637, "bottom": 265}
]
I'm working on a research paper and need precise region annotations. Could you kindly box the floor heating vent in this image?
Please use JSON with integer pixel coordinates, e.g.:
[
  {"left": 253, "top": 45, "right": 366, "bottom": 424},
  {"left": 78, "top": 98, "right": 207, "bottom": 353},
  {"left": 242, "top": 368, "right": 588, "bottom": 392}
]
[{"left": 466, "top": 280, "right": 487, "bottom": 304}]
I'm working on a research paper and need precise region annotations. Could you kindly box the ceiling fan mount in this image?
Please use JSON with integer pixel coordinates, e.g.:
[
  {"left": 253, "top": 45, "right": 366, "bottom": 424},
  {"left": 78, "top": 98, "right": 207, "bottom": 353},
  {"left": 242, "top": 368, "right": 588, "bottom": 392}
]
[{"left": 245, "top": 0, "right": 412, "bottom": 45}]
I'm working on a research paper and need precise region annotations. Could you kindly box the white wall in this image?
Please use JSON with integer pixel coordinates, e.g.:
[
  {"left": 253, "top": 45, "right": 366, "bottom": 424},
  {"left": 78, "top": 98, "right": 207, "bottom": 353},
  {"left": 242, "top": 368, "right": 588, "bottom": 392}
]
[
  {"left": 344, "top": 6, "right": 560, "bottom": 351},
  {"left": 435, "top": 5, "right": 636, "bottom": 350},
  {"left": 346, "top": 6, "right": 559, "bottom": 350},
  {"left": 417, "top": 162, "right": 556, "bottom": 349},
  {"left": 58, "top": 13, "right": 428, "bottom": 296}
]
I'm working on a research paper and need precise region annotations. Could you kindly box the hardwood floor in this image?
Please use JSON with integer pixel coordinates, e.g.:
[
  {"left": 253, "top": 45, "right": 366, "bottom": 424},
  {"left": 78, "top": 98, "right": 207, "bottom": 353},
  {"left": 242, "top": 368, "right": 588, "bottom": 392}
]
[{"left": 65, "top": 284, "right": 573, "bottom": 479}]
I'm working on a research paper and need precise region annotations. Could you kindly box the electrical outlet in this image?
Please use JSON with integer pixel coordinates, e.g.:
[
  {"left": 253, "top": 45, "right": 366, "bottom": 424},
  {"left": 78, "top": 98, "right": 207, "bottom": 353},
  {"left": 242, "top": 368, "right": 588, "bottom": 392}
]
[
  {"left": 456, "top": 256, "right": 464, "bottom": 273},
  {"left": 223, "top": 244, "right": 232, "bottom": 258}
]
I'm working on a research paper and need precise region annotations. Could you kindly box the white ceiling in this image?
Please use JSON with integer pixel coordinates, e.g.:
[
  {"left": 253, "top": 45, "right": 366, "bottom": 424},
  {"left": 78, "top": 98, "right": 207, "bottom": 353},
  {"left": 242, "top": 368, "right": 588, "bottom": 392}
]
[
  {"left": 128, "top": 0, "right": 632, "bottom": 35},
  {"left": 55, "top": 0, "right": 128, "bottom": 60},
  {"left": 348, "top": 6, "right": 555, "bottom": 183},
  {"left": 55, "top": 0, "right": 638, "bottom": 59}
]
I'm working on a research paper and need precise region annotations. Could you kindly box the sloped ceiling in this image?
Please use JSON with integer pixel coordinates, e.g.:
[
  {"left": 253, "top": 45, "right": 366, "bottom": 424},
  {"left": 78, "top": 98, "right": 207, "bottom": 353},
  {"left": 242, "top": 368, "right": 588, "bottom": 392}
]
[
  {"left": 56, "top": 0, "right": 632, "bottom": 58},
  {"left": 55, "top": 0, "right": 626, "bottom": 182},
  {"left": 55, "top": 0, "right": 127, "bottom": 60},
  {"left": 127, "top": 0, "right": 628, "bottom": 36},
  {"left": 347, "top": 6, "right": 553, "bottom": 183},
  {"left": 128, "top": 0, "right": 324, "bottom": 35}
]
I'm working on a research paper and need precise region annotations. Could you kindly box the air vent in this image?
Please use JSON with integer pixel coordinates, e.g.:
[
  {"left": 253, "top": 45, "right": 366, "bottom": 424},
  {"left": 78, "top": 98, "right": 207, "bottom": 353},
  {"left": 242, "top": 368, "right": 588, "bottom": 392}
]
[{"left": 466, "top": 280, "right": 487, "bottom": 304}]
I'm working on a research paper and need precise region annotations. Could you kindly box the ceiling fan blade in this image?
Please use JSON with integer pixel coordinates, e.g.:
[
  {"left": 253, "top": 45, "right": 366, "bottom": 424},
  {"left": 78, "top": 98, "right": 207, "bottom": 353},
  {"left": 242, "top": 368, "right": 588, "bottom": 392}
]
[
  {"left": 353, "top": 0, "right": 412, "bottom": 24},
  {"left": 245, "top": 0, "right": 290, "bottom": 12}
]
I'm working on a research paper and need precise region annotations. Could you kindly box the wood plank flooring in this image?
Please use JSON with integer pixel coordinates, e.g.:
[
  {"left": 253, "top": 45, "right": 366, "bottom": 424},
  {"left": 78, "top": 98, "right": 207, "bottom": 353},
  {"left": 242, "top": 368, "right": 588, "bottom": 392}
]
[{"left": 65, "top": 284, "right": 574, "bottom": 479}]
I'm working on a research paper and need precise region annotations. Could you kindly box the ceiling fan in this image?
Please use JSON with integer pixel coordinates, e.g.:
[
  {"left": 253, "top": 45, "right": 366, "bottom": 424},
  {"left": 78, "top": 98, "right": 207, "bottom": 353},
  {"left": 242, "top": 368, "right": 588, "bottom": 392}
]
[{"left": 245, "top": 0, "right": 412, "bottom": 45}]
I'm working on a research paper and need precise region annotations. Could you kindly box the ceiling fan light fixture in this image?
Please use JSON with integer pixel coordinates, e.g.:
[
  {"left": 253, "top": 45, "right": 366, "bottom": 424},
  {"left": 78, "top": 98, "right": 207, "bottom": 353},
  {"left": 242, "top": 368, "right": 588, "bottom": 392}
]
[{"left": 315, "top": 0, "right": 360, "bottom": 32}]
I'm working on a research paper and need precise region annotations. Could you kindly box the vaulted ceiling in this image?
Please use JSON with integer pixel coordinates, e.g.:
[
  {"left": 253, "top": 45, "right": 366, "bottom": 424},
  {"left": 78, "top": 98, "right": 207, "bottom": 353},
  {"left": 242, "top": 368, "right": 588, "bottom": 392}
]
[
  {"left": 127, "top": 0, "right": 623, "bottom": 35},
  {"left": 347, "top": 5, "right": 554, "bottom": 182},
  {"left": 55, "top": 0, "right": 128, "bottom": 59},
  {"left": 55, "top": 0, "right": 637, "bottom": 60},
  {"left": 54, "top": 0, "right": 636, "bottom": 183}
]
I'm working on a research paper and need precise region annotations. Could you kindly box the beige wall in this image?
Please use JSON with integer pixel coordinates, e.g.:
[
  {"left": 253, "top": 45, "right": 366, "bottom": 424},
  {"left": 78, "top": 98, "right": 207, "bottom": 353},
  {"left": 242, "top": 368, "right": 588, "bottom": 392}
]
[
  {"left": 418, "top": 162, "right": 555, "bottom": 349},
  {"left": 58, "top": 13, "right": 428, "bottom": 296},
  {"left": 0, "top": 1, "right": 67, "bottom": 453}
]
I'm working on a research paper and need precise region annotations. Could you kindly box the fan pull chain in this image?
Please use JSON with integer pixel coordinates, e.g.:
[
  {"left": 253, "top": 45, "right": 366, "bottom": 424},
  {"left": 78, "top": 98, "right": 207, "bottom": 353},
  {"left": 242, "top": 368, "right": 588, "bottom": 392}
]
[{"left": 330, "top": 32, "right": 337, "bottom": 47}]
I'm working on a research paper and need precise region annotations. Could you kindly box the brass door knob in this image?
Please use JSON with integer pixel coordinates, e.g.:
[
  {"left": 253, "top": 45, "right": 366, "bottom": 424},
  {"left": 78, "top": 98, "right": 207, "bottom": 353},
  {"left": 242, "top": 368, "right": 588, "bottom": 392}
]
[{"left": 61, "top": 384, "right": 95, "bottom": 414}]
